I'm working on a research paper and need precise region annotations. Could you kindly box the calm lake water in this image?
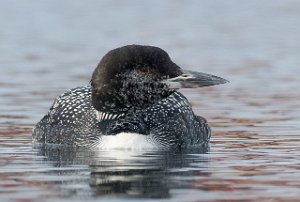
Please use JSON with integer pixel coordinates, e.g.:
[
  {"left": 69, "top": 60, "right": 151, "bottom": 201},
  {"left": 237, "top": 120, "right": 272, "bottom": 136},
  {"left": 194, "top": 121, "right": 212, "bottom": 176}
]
[{"left": 1, "top": 1, "right": 300, "bottom": 201}]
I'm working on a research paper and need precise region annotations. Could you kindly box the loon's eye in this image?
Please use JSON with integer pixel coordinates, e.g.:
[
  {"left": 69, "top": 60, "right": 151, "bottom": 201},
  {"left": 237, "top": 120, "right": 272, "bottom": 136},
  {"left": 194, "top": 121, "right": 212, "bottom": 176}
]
[{"left": 181, "top": 74, "right": 189, "bottom": 77}]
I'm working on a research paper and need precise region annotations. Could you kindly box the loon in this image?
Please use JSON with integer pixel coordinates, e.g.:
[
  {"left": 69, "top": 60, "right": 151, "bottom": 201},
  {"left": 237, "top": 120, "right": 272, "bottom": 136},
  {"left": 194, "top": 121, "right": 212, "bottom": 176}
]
[{"left": 33, "top": 45, "right": 228, "bottom": 149}]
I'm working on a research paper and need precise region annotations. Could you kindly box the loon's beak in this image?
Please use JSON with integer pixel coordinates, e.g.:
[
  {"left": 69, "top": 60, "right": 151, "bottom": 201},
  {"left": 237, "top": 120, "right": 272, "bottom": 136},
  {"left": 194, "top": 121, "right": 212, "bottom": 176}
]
[{"left": 163, "top": 70, "right": 229, "bottom": 89}]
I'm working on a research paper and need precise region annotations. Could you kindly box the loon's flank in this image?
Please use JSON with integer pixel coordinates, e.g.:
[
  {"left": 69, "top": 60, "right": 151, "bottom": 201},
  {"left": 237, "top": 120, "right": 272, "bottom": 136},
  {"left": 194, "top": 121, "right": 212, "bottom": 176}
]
[{"left": 33, "top": 45, "right": 228, "bottom": 149}]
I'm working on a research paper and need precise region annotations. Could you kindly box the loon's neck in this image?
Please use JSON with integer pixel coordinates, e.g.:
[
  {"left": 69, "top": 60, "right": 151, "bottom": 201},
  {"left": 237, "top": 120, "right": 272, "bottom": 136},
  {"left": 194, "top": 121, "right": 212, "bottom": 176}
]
[
  {"left": 95, "top": 110, "right": 125, "bottom": 121},
  {"left": 91, "top": 86, "right": 175, "bottom": 114}
]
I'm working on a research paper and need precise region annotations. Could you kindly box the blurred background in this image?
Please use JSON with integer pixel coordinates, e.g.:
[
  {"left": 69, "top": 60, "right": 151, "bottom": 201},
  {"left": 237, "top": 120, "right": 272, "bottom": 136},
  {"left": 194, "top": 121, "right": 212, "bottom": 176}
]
[
  {"left": 1, "top": 0, "right": 300, "bottom": 124},
  {"left": 1, "top": 0, "right": 300, "bottom": 120},
  {"left": 1, "top": 1, "right": 300, "bottom": 201}
]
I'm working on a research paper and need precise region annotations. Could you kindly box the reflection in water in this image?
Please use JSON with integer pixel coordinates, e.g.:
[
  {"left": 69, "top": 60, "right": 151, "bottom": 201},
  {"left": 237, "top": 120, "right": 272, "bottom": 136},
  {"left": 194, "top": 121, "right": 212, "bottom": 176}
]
[{"left": 35, "top": 145, "right": 209, "bottom": 199}]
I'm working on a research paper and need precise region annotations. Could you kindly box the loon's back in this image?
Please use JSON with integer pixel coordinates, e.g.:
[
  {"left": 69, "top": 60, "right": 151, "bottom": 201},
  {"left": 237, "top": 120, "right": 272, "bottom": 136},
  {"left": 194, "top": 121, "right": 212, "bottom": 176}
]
[
  {"left": 33, "top": 86, "right": 210, "bottom": 149},
  {"left": 33, "top": 86, "right": 100, "bottom": 147}
]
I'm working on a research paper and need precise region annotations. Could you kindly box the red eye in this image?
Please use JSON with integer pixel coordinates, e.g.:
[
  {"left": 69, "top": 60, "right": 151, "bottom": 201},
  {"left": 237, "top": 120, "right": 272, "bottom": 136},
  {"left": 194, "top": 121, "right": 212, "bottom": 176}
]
[{"left": 139, "top": 67, "right": 149, "bottom": 73}]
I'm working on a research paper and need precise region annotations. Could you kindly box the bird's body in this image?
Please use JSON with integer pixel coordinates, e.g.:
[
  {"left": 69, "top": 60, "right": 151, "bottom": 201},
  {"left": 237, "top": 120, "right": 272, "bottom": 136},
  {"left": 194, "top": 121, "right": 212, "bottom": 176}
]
[
  {"left": 33, "top": 86, "right": 210, "bottom": 149},
  {"left": 33, "top": 45, "right": 227, "bottom": 149}
]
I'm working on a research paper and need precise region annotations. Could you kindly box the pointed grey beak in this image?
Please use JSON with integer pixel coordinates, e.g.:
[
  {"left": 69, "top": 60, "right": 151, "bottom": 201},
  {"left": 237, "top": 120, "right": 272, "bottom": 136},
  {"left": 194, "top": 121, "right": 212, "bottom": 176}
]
[{"left": 163, "top": 70, "right": 229, "bottom": 89}]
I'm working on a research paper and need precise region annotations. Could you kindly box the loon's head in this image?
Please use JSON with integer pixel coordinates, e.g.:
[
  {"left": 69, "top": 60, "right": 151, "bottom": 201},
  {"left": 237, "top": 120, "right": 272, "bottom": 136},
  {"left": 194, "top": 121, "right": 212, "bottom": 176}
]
[{"left": 91, "top": 45, "right": 227, "bottom": 113}]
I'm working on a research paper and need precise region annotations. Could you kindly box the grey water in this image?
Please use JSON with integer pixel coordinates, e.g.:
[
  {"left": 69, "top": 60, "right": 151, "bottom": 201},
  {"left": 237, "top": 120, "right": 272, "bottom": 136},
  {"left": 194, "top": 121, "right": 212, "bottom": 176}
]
[{"left": 1, "top": 1, "right": 300, "bottom": 201}]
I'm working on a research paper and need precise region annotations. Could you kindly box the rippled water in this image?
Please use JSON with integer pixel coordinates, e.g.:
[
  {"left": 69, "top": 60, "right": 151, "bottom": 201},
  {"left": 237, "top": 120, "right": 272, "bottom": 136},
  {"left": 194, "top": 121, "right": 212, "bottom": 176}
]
[{"left": 1, "top": 1, "right": 300, "bottom": 201}]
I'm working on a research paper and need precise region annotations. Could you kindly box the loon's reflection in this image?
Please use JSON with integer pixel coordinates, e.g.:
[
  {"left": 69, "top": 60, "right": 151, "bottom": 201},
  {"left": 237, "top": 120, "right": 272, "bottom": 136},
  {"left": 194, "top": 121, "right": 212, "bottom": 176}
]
[{"left": 35, "top": 144, "right": 210, "bottom": 199}]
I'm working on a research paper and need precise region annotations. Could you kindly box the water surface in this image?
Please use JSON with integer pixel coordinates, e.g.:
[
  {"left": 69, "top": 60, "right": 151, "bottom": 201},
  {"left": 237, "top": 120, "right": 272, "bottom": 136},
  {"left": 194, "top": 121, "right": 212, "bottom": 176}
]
[{"left": 1, "top": 1, "right": 300, "bottom": 201}]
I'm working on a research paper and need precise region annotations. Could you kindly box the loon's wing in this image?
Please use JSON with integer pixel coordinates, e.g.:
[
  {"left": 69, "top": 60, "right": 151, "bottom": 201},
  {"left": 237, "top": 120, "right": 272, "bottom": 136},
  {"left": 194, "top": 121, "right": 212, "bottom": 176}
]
[
  {"left": 144, "top": 92, "right": 211, "bottom": 148},
  {"left": 33, "top": 86, "right": 100, "bottom": 146}
]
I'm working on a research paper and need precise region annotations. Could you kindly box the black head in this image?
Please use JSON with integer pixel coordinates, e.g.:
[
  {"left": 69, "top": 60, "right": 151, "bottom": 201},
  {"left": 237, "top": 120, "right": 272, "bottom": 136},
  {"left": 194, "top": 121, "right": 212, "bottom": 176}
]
[
  {"left": 91, "top": 44, "right": 228, "bottom": 113},
  {"left": 91, "top": 45, "right": 183, "bottom": 113}
]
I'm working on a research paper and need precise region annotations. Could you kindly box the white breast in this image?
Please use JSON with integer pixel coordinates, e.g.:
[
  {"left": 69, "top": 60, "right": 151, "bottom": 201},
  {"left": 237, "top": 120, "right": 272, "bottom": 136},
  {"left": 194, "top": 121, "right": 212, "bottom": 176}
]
[{"left": 96, "top": 132, "right": 161, "bottom": 150}]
